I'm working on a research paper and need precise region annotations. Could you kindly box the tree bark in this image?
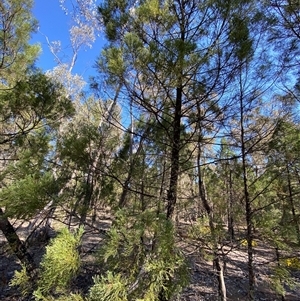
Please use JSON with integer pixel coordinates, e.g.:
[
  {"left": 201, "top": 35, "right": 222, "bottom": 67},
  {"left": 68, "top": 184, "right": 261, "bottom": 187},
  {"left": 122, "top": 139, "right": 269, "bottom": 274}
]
[
  {"left": 214, "top": 256, "right": 227, "bottom": 301},
  {"left": 286, "top": 163, "right": 300, "bottom": 245},
  {"left": 197, "top": 145, "right": 227, "bottom": 301},
  {"left": 239, "top": 91, "right": 255, "bottom": 301},
  {"left": 118, "top": 126, "right": 151, "bottom": 208},
  {"left": 0, "top": 208, "right": 36, "bottom": 274},
  {"left": 275, "top": 247, "right": 286, "bottom": 301},
  {"left": 196, "top": 102, "right": 226, "bottom": 300},
  {"left": 227, "top": 168, "right": 234, "bottom": 240},
  {"left": 166, "top": 85, "right": 182, "bottom": 220}
]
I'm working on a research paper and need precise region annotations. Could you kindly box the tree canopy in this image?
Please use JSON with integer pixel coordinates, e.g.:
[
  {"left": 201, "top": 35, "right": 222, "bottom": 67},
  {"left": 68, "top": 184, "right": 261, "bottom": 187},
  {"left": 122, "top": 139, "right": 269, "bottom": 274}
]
[{"left": 1, "top": 1, "right": 300, "bottom": 301}]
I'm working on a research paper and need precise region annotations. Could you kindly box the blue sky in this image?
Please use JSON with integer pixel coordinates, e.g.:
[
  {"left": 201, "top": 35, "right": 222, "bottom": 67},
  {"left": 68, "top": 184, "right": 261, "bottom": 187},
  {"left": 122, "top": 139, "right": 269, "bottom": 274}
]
[
  {"left": 30, "top": 1, "right": 131, "bottom": 127},
  {"left": 30, "top": 0, "right": 105, "bottom": 81}
]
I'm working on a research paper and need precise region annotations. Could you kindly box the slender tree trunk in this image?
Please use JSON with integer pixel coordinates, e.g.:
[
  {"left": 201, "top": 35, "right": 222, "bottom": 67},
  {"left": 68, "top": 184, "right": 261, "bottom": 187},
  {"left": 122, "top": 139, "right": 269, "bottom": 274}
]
[
  {"left": 275, "top": 247, "right": 285, "bottom": 301},
  {"left": 214, "top": 256, "right": 227, "bottom": 301},
  {"left": 165, "top": 0, "right": 186, "bottom": 220},
  {"left": 286, "top": 163, "right": 300, "bottom": 245},
  {"left": 244, "top": 170, "right": 255, "bottom": 301},
  {"left": 81, "top": 88, "right": 121, "bottom": 224},
  {"left": 79, "top": 172, "right": 94, "bottom": 225},
  {"left": 196, "top": 101, "right": 226, "bottom": 300},
  {"left": 157, "top": 160, "right": 167, "bottom": 215},
  {"left": 118, "top": 126, "right": 151, "bottom": 208},
  {"left": 0, "top": 208, "right": 36, "bottom": 274},
  {"left": 239, "top": 93, "right": 255, "bottom": 301},
  {"left": 159, "top": 80, "right": 183, "bottom": 301},
  {"left": 227, "top": 168, "right": 234, "bottom": 240},
  {"left": 160, "top": 7, "right": 185, "bottom": 299},
  {"left": 166, "top": 87, "right": 182, "bottom": 220},
  {"left": 197, "top": 144, "right": 227, "bottom": 301}
]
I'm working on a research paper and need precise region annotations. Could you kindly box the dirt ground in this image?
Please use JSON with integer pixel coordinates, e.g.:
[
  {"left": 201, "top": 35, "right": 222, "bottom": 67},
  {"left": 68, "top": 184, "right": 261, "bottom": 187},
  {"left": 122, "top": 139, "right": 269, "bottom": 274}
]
[{"left": 1, "top": 216, "right": 300, "bottom": 301}]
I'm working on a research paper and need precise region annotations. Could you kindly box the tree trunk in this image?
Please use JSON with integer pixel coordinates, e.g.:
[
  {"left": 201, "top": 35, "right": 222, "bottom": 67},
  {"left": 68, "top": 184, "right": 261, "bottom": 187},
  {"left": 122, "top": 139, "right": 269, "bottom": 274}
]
[
  {"left": 166, "top": 86, "right": 182, "bottom": 220},
  {"left": 275, "top": 247, "right": 285, "bottom": 301},
  {"left": 79, "top": 172, "right": 94, "bottom": 225},
  {"left": 197, "top": 125, "right": 227, "bottom": 301},
  {"left": 159, "top": 7, "right": 184, "bottom": 299},
  {"left": 197, "top": 153, "right": 227, "bottom": 301},
  {"left": 239, "top": 92, "right": 255, "bottom": 301},
  {"left": 0, "top": 208, "right": 36, "bottom": 274},
  {"left": 118, "top": 126, "right": 151, "bottom": 208},
  {"left": 214, "top": 256, "right": 227, "bottom": 301},
  {"left": 286, "top": 163, "right": 300, "bottom": 245},
  {"left": 227, "top": 169, "right": 234, "bottom": 240}
]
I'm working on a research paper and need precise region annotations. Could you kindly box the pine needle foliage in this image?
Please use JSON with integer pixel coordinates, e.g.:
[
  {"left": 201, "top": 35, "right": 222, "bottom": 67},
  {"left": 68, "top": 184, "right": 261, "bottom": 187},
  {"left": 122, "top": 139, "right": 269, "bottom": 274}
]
[
  {"left": 270, "top": 265, "right": 299, "bottom": 298},
  {"left": 33, "top": 227, "right": 83, "bottom": 300},
  {"left": 10, "top": 264, "right": 32, "bottom": 297},
  {"left": 89, "top": 271, "right": 128, "bottom": 301},
  {"left": 33, "top": 293, "right": 85, "bottom": 301},
  {"left": 89, "top": 209, "right": 189, "bottom": 301}
]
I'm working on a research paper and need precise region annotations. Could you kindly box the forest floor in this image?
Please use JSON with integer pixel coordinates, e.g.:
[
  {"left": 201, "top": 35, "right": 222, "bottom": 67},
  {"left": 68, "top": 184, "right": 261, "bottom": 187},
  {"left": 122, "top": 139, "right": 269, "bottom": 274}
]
[{"left": 1, "top": 212, "right": 300, "bottom": 301}]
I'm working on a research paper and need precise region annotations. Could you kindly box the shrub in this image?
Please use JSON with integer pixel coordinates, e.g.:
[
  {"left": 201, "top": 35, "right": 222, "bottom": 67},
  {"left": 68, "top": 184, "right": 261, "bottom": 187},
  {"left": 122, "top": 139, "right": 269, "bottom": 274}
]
[
  {"left": 10, "top": 264, "right": 32, "bottom": 297},
  {"left": 88, "top": 209, "right": 189, "bottom": 301},
  {"left": 10, "top": 227, "right": 84, "bottom": 300},
  {"left": 33, "top": 226, "right": 83, "bottom": 299}
]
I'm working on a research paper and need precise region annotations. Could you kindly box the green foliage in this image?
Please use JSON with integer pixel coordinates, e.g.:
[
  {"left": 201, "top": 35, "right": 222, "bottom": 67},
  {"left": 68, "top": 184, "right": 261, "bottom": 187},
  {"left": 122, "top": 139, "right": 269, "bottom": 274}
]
[
  {"left": 11, "top": 257, "right": 84, "bottom": 301},
  {"left": 0, "top": 128, "right": 58, "bottom": 217},
  {"left": 188, "top": 216, "right": 226, "bottom": 245},
  {"left": 1, "top": 71, "right": 74, "bottom": 125},
  {"left": 270, "top": 265, "right": 300, "bottom": 298},
  {"left": 10, "top": 264, "right": 32, "bottom": 297},
  {"left": 7, "top": 1, "right": 300, "bottom": 301},
  {"left": 0, "top": 130, "right": 55, "bottom": 218},
  {"left": 33, "top": 293, "right": 84, "bottom": 301},
  {"left": 188, "top": 217, "right": 211, "bottom": 239},
  {"left": 136, "top": 0, "right": 174, "bottom": 27},
  {"left": 0, "top": 71, "right": 74, "bottom": 158},
  {"left": 271, "top": 265, "right": 291, "bottom": 297},
  {"left": 91, "top": 209, "right": 189, "bottom": 301},
  {"left": 89, "top": 272, "right": 128, "bottom": 301},
  {"left": 53, "top": 96, "right": 122, "bottom": 216},
  {"left": 0, "top": 0, "right": 40, "bottom": 85},
  {"left": 33, "top": 227, "right": 83, "bottom": 299},
  {"left": 0, "top": 70, "right": 74, "bottom": 219},
  {"left": 101, "top": 47, "right": 125, "bottom": 77},
  {"left": 281, "top": 257, "right": 300, "bottom": 270},
  {"left": 98, "top": 0, "right": 130, "bottom": 41},
  {"left": 0, "top": 171, "right": 57, "bottom": 218},
  {"left": 229, "top": 14, "right": 253, "bottom": 61}
]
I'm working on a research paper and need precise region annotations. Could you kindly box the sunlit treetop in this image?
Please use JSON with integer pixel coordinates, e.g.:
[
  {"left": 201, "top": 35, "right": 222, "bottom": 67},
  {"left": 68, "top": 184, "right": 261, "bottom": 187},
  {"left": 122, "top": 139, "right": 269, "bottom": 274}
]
[{"left": 0, "top": 0, "right": 40, "bottom": 86}]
